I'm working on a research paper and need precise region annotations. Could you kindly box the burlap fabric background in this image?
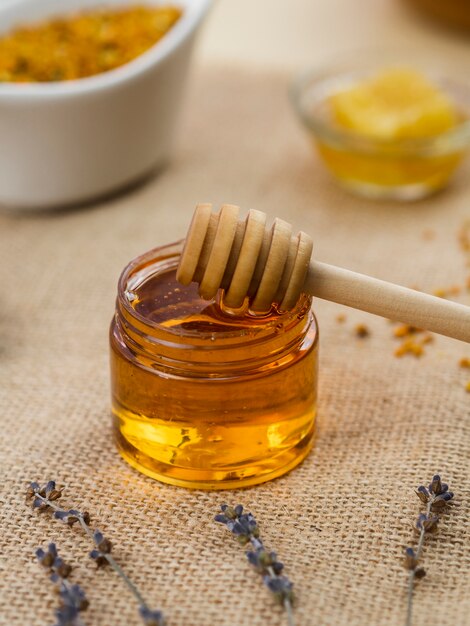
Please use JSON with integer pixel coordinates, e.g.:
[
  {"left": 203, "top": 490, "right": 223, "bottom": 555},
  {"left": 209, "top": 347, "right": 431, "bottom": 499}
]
[{"left": 1, "top": 67, "right": 469, "bottom": 626}]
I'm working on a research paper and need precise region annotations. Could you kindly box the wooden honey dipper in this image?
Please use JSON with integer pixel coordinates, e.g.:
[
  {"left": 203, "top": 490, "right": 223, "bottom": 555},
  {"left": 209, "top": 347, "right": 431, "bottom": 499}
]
[{"left": 176, "top": 203, "right": 470, "bottom": 342}]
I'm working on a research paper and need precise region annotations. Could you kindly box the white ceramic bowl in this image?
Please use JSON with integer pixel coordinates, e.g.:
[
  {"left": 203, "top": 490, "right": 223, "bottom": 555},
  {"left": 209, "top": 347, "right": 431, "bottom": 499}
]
[{"left": 0, "top": 0, "right": 211, "bottom": 209}]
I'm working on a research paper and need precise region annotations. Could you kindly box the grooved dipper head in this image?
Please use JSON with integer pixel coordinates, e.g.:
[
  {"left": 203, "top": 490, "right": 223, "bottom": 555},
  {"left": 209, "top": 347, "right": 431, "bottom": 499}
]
[{"left": 176, "top": 203, "right": 313, "bottom": 311}]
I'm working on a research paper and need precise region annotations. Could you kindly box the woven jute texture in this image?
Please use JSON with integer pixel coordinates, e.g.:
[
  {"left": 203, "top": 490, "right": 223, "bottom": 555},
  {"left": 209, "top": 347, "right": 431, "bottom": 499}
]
[{"left": 1, "top": 66, "right": 469, "bottom": 626}]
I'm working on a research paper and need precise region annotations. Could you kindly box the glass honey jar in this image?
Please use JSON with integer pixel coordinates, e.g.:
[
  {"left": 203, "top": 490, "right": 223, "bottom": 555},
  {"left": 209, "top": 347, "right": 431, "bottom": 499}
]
[{"left": 110, "top": 242, "right": 319, "bottom": 489}]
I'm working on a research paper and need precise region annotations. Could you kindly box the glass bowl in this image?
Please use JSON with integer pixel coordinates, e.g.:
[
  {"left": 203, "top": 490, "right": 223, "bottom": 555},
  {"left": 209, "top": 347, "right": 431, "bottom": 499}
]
[{"left": 291, "top": 55, "right": 470, "bottom": 200}]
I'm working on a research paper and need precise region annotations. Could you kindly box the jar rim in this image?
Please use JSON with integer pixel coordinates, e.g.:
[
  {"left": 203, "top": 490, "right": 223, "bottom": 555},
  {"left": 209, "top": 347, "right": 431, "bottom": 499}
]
[{"left": 117, "top": 241, "right": 316, "bottom": 343}]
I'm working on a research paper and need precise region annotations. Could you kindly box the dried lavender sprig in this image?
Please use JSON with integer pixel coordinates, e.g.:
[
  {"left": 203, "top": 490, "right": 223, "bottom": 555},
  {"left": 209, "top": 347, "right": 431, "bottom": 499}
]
[
  {"left": 27, "top": 481, "right": 164, "bottom": 626},
  {"left": 215, "top": 504, "right": 295, "bottom": 626},
  {"left": 36, "top": 542, "right": 89, "bottom": 626},
  {"left": 404, "top": 475, "right": 454, "bottom": 626}
]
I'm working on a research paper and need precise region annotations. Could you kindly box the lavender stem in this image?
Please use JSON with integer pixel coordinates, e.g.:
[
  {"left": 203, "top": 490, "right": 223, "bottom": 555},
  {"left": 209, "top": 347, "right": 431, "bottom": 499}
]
[
  {"left": 33, "top": 492, "right": 150, "bottom": 610},
  {"left": 405, "top": 496, "right": 433, "bottom": 626}
]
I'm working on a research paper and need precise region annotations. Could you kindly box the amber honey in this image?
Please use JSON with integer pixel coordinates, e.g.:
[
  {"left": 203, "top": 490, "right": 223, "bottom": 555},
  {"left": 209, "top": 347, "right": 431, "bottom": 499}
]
[
  {"left": 292, "top": 63, "right": 470, "bottom": 200},
  {"left": 110, "top": 242, "right": 318, "bottom": 489},
  {"left": 315, "top": 140, "right": 464, "bottom": 198}
]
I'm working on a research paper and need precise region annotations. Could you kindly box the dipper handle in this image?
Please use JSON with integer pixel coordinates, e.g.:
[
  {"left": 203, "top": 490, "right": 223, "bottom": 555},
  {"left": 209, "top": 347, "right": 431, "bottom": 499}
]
[
  {"left": 306, "top": 261, "right": 470, "bottom": 342},
  {"left": 177, "top": 204, "right": 470, "bottom": 342}
]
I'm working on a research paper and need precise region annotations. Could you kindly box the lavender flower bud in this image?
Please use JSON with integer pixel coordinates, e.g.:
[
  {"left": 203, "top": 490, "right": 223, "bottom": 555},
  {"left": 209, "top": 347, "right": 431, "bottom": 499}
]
[
  {"left": 32, "top": 497, "right": 48, "bottom": 510},
  {"left": 41, "top": 481, "right": 60, "bottom": 499},
  {"left": 59, "top": 584, "right": 89, "bottom": 611},
  {"left": 140, "top": 606, "right": 165, "bottom": 626},
  {"left": 216, "top": 505, "right": 260, "bottom": 543},
  {"left": 415, "top": 486, "right": 430, "bottom": 503},
  {"left": 404, "top": 547, "right": 418, "bottom": 570},
  {"left": 26, "top": 482, "right": 41, "bottom": 498},
  {"left": 54, "top": 604, "right": 80, "bottom": 626},
  {"left": 247, "top": 548, "right": 284, "bottom": 575},
  {"left": 36, "top": 543, "right": 58, "bottom": 568},
  {"left": 263, "top": 575, "right": 294, "bottom": 604},
  {"left": 53, "top": 557, "right": 72, "bottom": 579},
  {"left": 429, "top": 475, "right": 443, "bottom": 495},
  {"left": 89, "top": 530, "right": 112, "bottom": 567},
  {"left": 93, "top": 530, "right": 112, "bottom": 553},
  {"left": 432, "top": 491, "right": 454, "bottom": 508},
  {"left": 416, "top": 513, "right": 439, "bottom": 533}
]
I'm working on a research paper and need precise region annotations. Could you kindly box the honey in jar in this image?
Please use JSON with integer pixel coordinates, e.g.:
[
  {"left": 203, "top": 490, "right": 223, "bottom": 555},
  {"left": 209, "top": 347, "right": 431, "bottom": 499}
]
[{"left": 110, "top": 242, "right": 319, "bottom": 489}]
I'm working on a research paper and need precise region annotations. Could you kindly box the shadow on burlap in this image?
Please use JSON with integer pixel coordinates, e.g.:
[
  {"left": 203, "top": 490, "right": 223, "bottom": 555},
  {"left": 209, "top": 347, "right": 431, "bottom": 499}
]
[{"left": 0, "top": 66, "right": 469, "bottom": 626}]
